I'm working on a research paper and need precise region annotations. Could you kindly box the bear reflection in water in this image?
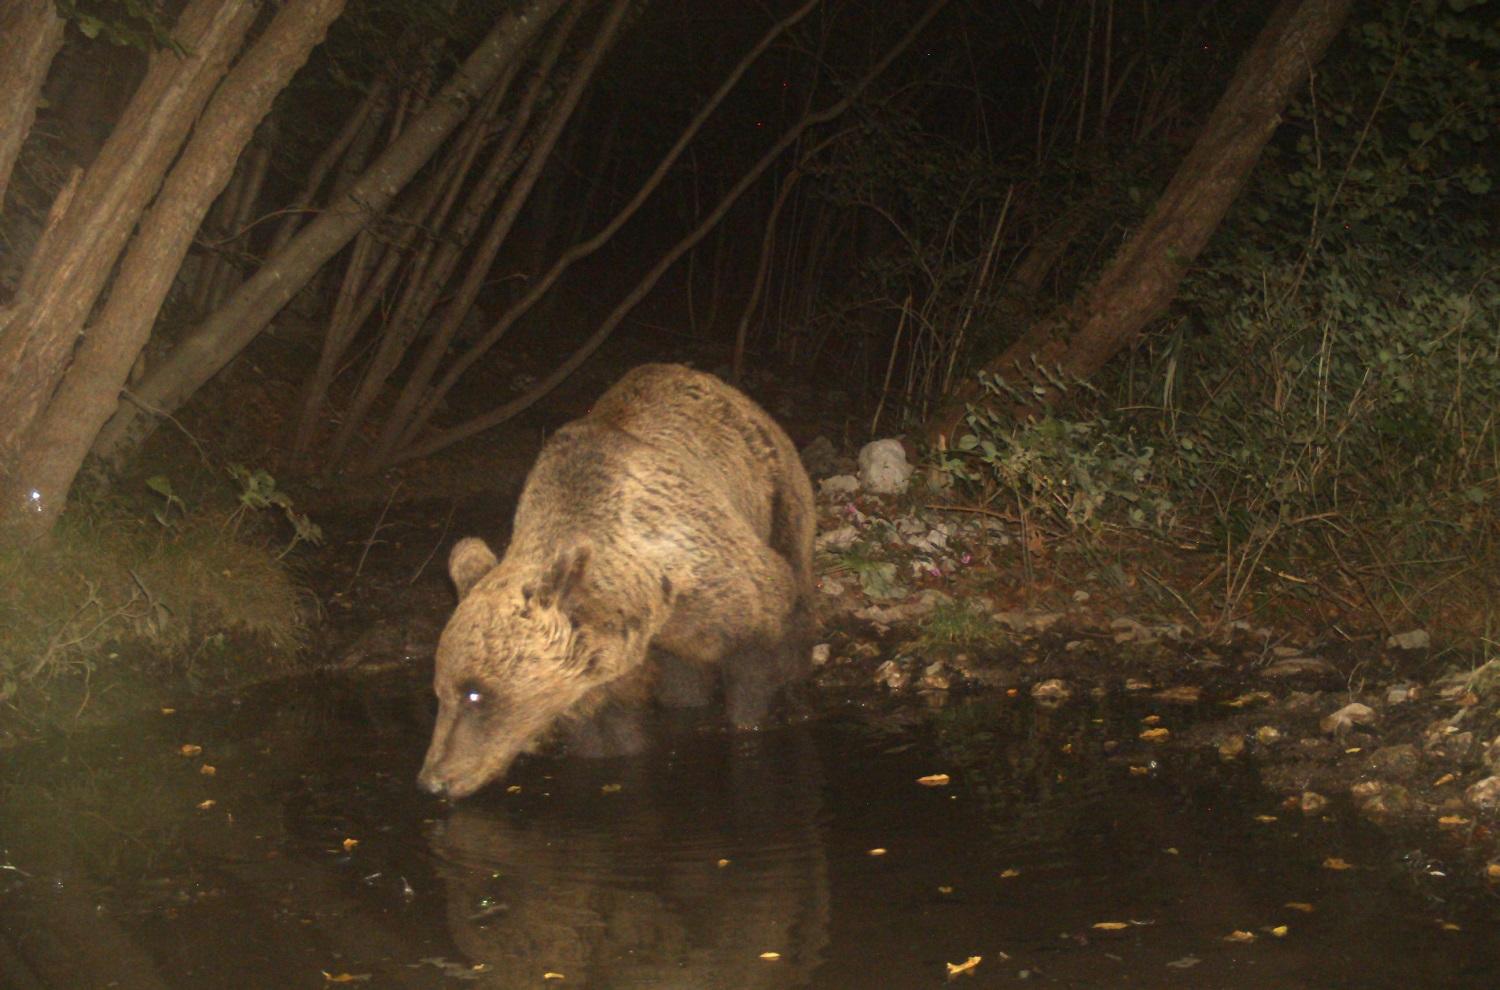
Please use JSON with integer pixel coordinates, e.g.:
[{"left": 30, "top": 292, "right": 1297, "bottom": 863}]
[{"left": 427, "top": 726, "right": 829, "bottom": 988}]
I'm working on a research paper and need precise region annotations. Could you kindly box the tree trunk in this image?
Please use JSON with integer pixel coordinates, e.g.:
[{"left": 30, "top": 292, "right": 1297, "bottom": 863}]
[
  {"left": 1, "top": 0, "right": 348, "bottom": 540},
  {"left": 0, "top": 0, "right": 65, "bottom": 211},
  {"left": 928, "top": 0, "right": 1356, "bottom": 445},
  {"left": 86, "top": 0, "right": 570, "bottom": 473},
  {"left": 0, "top": 0, "right": 256, "bottom": 527}
]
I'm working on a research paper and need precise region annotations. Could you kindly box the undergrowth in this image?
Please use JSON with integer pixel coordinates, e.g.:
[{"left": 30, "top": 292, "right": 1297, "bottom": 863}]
[{"left": 0, "top": 464, "right": 320, "bottom": 706}]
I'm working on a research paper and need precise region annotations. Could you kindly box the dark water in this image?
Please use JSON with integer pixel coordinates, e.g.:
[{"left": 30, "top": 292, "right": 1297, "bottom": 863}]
[{"left": 2, "top": 672, "right": 1497, "bottom": 989}]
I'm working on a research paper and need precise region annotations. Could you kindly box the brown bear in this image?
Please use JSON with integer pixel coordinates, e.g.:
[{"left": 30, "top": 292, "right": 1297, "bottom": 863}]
[{"left": 418, "top": 363, "right": 816, "bottom": 799}]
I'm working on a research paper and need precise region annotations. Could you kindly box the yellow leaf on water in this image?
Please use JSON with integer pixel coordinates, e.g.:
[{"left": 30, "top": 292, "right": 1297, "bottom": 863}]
[
  {"left": 160, "top": 707, "right": 176, "bottom": 715},
  {"left": 717, "top": 858, "right": 731, "bottom": 868},
  {"left": 1323, "top": 857, "right": 1354, "bottom": 871},
  {"left": 1223, "top": 930, "right": 1257, "bottom": 943},
  {"left": 600, "top": 783, "right": 622, "bottom": 794},
  {"left": 938, "top": 885, "right": 954, "bottom": 894},
  {"left": 868, "top": 848, "right": 888, "bottom": 857},
  {"left": 945, "top": 955, "right": 981, "bottom": 978},
  {"left": 543, "top": 972, "right": 566, "bottom": 981},
  {"left": 1254, "top": 815, "right": 1279, "bottom": 823},
  {"left": 1438, "top": 815, "right": 1470, "bottom": 827},
  {"left": 196, "top": 799, "right": 216, "bottom": 811},
  {"left": 1139, "top": 727, "right": 1171, "bottom": 743},
  {"left": 1129, "top": 766, "right": 1150, "bottom": 776},
  {"left": 1485, "top": 863, "right": 1500, "bottom": 883},
  {"left": 917, "top": 774, "right": 951, "bottom": 787},
  {"left": 1141, "top": 714, "right": 1162, "bottom": 725},
  {"left": 321, "top": 972, "right": 370, "bottom": 983},
  {"left": 1439, "top": 921, "right": 1462, "bottom": 932},
  {"left": 1092, "top": 922, "right": 1129, "bottom": 931},
  {"left": 179, "top": 744, "right": 202, "bottom": 757},
  {"left": 999, "top": 868, "right": 1020, "bottom": 878},
  {"left": 1284, "top": 902, "right": 1315, "bottom": 913},
  {"left": 1270, "top": 925, "right": 1289, "bottom": 937},
  {"left": 342, "top": 838, "right": 359, "bottom": 852},
  {"left": 1432, "top": 773, "right": 1456, "bottom": 787},
  {"left": 759, "top": 952, "right": 782, "bottom": 961},
  {"left": 199, "top": 764, "right": 216, "bottom": 777},
  {"left": 1223, "top": 691, "right": 1272, "bottom": 708},
  {"left": 506, "top": 785, "right": 523, "bottom": 794}
]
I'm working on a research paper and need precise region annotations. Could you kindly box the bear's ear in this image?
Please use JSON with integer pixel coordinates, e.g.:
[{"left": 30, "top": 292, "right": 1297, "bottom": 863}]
[
  {"left": 536, "top": 544, "right": 590, "bottom": 615},
  {"left": 449, "top": 537, "right": 499, "bottom": 599}
]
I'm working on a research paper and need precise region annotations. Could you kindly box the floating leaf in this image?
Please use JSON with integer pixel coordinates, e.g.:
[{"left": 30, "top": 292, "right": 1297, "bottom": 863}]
[
  {"left": 1253, "top": 815, "right": 1278, "bottom": 823},
  {"left": 1439, "top": 921, "right": 1462, "bottom": 932},
  {"left": 543, "top": 972, "right": 565, "bottom": 981},
  {"left": 1323, "top": 857, "right": 1354, "bottom": 871},
  {"left": 322, "top": 973, "right": 370, "bottom": 984},
  {"left": 945, "top": 955, "right": 981, "bottom": 978},
  {"left": 506, "top": 785, "right": 523, "bottom": 794},
  {"left": 600, "top": 783, "right": 622, "bottom": 794},
  {"left": 917, "top": 774, "right": 951, "bottom": 787},
  {"left": 1485, "top": 864, "right": 1500, "bottom": 883},
  {"left": 868, "top": 848, "right": 888, "bottom": 857},
  {"left": 1432, "top": 773, "right": 1456, "bottom": 787},
  {"left": 999, "top": 868, "right": 1021, "bottom": 878},
  {"left": 1092, "top": 922, "right": 1129, "bottom": 931},
  {"left": 1284, "top": 902, "right": 1315, "bottom": 913},
  {"left": 160, "top": 707, "right": 176, "bottom": 715},
  {"left": 1224, "top": 930, "right": 1257, "bottom": 943},
  {"left": 1128, "top": 765, "right": 1150, "bottom": 776},
  {"left": 1270, "top": 925, "right": 1289, "bottom": 937},
  {"left": 179, "top": 744, "right": 202, "bottom": 757},
  {"left": 1165, "top": 956, "right": 1201, "bottom": 969},
  {"left": 1139, "top": 727, "right": 1170, "bottom": 743},
  {"left": 1438, "top": 815, "right": 1470, "bottom": 827},
  {"left": 199, "top": 764, "right": 216, "bottom": 777},
  {"left": 196, "top": 799, "right": 216, "bottom": 811},
  {"left": 342, "top": 838, "right": 359, "bottom": 852},
  {"left": 759, "top": 952, "right": 782, "bottom": 961},
  {"left": 938, "top": 885, "right": 954, "bottom": 894},
  {"left": 1141, "top": 714, "right": 1162, "bottom": 725},
  {"left": 1224, "top": 691, "right": 1272, "bottom": 708},
  {"left": 717, "top": 858, "right": 731, "bottom": 868}
]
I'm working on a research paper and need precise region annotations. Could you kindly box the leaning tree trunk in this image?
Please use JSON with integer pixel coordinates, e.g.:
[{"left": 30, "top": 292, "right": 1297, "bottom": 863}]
[
  {"left": 0, "top": 0, "right": 258, "bottom": 534},
  {"left": 86, "top": 0, "right": 570, "bottom": 475},
  {"left": 0, "top": 0, "right": 65, "bottom": 210},
  {"left": 928, "top": 0, "right": 1357, "bottom": 446},
  {"left": 2, "top": 0, "right": 348, "bottom": 541}
]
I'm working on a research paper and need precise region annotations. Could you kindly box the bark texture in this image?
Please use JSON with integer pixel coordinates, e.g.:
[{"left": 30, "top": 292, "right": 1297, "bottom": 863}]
[
  {"left": 0, "top": 0, "right": 255, "bottom": 527},
  {"left": 929, "top": 0, "right": 1357, "bottom": 444},
  {"left": 87, "top": 0, "right": 570, "bottom": 472},
  {"left": 5, "top": 0, "right": 347, "bottom": 537},
  {"left": 0, "top": 0, "right": 65, "bottom": 210}
]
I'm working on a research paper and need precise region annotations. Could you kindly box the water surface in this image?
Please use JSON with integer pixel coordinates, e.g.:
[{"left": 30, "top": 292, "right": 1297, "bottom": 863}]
[{"left": 2, "top": 671, "right": 1496, "bottom": 988}]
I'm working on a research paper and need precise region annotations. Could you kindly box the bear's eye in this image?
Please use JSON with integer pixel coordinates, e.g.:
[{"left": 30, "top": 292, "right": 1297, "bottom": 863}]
[{"left": 457, "top": 681, "right": 487, "bottom": 707}]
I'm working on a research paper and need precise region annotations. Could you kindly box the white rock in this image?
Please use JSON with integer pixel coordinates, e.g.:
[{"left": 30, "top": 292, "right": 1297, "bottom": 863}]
[
  {"left": 818, "top": 474, "right": 860, "bottom": 496},
  {"left": 810, "top": 643, "right": 832, "bottom": 666},
  {"left": 815, "top": 524, "right": 860, "bottom": 551},
  {"left": 857, "top": 439, "right": 913, "bottom": 494},
  {"left": 1386, "top": 629, "right": 1431, "bottom": 651}
]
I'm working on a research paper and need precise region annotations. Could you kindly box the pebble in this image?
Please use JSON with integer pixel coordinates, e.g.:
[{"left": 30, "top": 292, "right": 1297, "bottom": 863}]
[
  {"left": 1321, "top": 703, "right": 1377, "bottom": 735},
  {"left": 874, "top": 660, "right": 909, "bottom": 691},
  {"left": 1365, "top": 743, "right": 1420, "bottom": 777},
  {"left": 1031, "top": 679, "right": 1072, "bottom": 704},
  {"left": 1300, "top": 791, "right": 1329, "bottom": 815},
  {"left": 1464, "top": 776, "right": 1500, "bottom": 813}
]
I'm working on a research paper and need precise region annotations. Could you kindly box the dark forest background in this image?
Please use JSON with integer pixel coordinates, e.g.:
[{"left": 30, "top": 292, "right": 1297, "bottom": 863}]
[{"left": 0, "top": 0, "right": 1494, "bottom": 705}]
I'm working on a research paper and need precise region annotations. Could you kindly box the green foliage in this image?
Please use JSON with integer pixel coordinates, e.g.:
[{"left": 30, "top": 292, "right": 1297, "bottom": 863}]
[
  {"left": 917, "top": 597, "right": 1007, "bottom": 650},
  {"left": 0, "top": 468, "right": 318, "bottom": 701},
  {"left": 940, "top": 374, "right": 1176, "bottom": 539},
  {"left": 821, "top": 538, "right": 909, "bottom": 600},
  {"left": 57, "top": 0, "right": 183, "bottom": 53}
]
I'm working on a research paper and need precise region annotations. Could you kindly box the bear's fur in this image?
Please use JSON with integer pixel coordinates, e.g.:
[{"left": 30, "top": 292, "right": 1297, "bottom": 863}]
[{"left": 418, "top": 364, "right": 816, "bottom": 798}]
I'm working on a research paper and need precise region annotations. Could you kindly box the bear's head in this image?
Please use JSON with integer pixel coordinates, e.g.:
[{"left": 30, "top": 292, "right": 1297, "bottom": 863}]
[{"left": 418, "top": 536, "right": 650, "bottom": 798}]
